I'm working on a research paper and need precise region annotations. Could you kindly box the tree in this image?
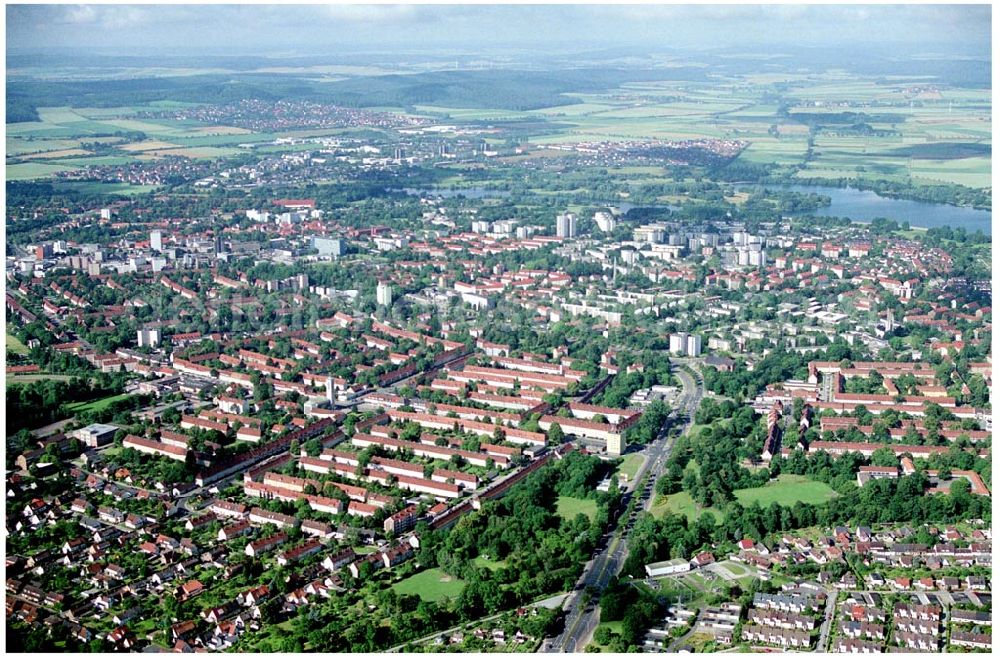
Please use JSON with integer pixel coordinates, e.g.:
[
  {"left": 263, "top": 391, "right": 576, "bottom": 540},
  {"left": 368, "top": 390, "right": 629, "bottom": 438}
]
[
  {"left": 870, "top": 447, "right": 898, "bottom": 468},
  {"left": 547, "top": 422, "right": 564, "bottom": 445}
]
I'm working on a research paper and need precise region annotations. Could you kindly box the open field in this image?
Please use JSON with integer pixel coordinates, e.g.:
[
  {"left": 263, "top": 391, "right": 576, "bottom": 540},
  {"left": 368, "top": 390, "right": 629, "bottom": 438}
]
[
  {"left": 51, "top": 182, "right": 160, "bottom": 196},
  {"left": 6, "top": 104, "right": 277, "bottom": 180},
  {"left": 5, "top": 162, "right": 83, "bottom": 180},
  {"left": 734, "top": 474, "right": 839, "bottom": 507},
  {"left": 556, "top": 495, "right": 599, "bottom": 522},
  {"left": 5, "top": 70, "right": 989, "bottom": 192},
  {"left": 6, "top": 373, "right": 75, "bottom": 384},
  {"left": 391, "top": 567, "right": 465, "bottom": 602},
  {"left": 147, "top": 146, "right": 242, "bottom": 159},
  {"left": 120, "top": 140, "right": 182, "bottom": 152},
  {"left": 650, "top": 491, "right": 722, "bottom": 522},
  {"left": 6, "top": 333, "right": 30, "bottom": 355},
  {"left": 617, "top": 452, "right": 644, "bottom": 482},
  {"left": 649, "top": 475, "right": 836, "bottom": 521},
  {"left": 472, "top": 555, "right": 507, "bottom": 571},
  {"left": 66, "top": 393, "right": 133, "bottom": 415}
]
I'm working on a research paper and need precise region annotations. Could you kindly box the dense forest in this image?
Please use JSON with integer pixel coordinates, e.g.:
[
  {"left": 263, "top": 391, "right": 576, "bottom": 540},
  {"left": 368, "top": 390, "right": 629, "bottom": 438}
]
[{"left": 7, "top": 67, "right": 708, "bottom": 121}]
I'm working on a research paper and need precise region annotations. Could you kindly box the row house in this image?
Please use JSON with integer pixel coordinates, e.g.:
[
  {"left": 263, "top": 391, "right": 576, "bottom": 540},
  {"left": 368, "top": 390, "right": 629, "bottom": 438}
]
[
  {"left": 218, "top": 520, "right": 254, "bottom": 542},
  {"left": 210, "top": 500, "right": 249, "bottom": 519},
  {"left": 753, "top": 592, "right": 820, "bottom": 614},
  {"left": 841, "top": 621, "right": 884, "bottom": 640},
  {"left": 384, "top": 505, "right": 419, "bottom": 535},
  {"left": 895, "top": 617, "right": 940, "bottom": 636},
  {"left": 841, "top": 604, "right": 885, "bottom": 623},
  {"left": 301, "top": 520, "right": 335, "bottom": 539},
  {"left": 741, "top": 625, "right": 811, "bottom": 649},
  {"left": 244, "top": 532, "right": 288, "bottom": 558},
  {"left": 951, "top": 630, "right": 991, "bottom": 650},
  {"left": 248, "top": 507, "right": 299, "bottom": 530},
  {"left": 320, "top": 549, "right": 357, "bottom": 573},
  {"left": 893, "top": 631, "right": 938, "bottom": 652},
  {"left": 834, "top": 638, "right": 882, "bottom": 653},
  {"left": 276, "top": 540, "right": 324, "bottom": 566},
  {"left": 950, "top": 609, "right": 992, "bottom": 626},
  {"left": 747, "top": 608, "right": 816, "bottom": 631},
  {"left": 893, "top": 603, "right": 942, "bottom": 622}
]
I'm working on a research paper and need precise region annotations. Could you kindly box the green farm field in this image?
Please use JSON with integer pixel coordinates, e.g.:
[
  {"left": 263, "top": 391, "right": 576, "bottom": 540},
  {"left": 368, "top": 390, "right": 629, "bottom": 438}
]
[
  {"left": 6, "top": 70, "right": 989, "bottom": 192},
  {"left": 6, "top": 104, "right": 275, "bottom": 181}
]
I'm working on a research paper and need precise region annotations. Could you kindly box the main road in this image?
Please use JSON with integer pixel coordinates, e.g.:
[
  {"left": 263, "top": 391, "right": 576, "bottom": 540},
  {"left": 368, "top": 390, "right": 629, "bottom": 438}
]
[{"left": 542, "top": 359, "right": 703, "bottom": 652}]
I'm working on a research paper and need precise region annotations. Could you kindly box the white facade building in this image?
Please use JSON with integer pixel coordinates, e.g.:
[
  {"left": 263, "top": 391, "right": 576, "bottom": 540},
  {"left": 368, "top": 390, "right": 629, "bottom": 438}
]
[
  {"left": 376, "top": 282, "right": 394, "bottom": 307},
  {"left": 137, "top": 328, "right": 161, "bottom": 348},
  {"left": 556, "top": 213, "right": 578, "bottom": 238}
]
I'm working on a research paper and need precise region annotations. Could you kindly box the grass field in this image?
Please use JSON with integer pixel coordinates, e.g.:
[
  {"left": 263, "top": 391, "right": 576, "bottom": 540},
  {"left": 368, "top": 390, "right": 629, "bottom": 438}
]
[
  {"left": 650, "top": 491, "right": 722, "bottom": 522},
  {"left": 6, "top": 71, "right": 989, "bottom": 193},
  {"left": 66, "top": 393, "right": 132, "bottom": 415},
  {"left": 5, "top": 162, "right": 81, "bottom": 180},
  {"left": 649, "top": 475, "right": 836, "bottom": 521},
  {"left": 391, "top": 567, "right": 465, "bottom": 602},
  {"left": 617, "top": 453, "right": 644, "bottom": 481},
  {"left": 6, "top": 333, "right": 29, "bottom": 355},
  {"left": 51, "top": 182, "right": 159, "bottom": 196},
  {"left": 556, "top": 495, "right": 599, "bottom": 522},
  {"left": 6, "top": 372, "right": 75, "bottom": 384},
  {"left": 472, "top": 555, "right": 507, "bottom": 571},
  {"left": 734, "top": 474, "right": 838, "bottom": 507},
  {"left": 6, "top": 104, "right": 275, "bottom": 178}
]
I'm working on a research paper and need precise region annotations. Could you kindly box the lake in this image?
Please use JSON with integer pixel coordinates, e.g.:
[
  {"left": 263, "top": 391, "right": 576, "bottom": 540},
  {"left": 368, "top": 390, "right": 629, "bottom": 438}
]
[
  {"left": 747, "top": 184, "right": 992, "bottom": 236},
  {"left": 399, "top": 184, "right": 991, "bottom": 236}
]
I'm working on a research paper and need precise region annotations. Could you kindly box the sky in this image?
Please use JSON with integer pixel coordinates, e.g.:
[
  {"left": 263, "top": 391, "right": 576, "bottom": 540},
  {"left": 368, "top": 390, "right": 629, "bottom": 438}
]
[{"left": 5, "top": 3, "right": 993, "bottom": 57}]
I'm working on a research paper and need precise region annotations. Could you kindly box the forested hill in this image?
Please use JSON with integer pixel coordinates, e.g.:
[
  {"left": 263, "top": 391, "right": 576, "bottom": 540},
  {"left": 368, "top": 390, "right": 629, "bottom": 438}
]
[
  {"left": 6, "top": 67, "right": 708, "bottom": 123},
  {"left": 314, "top": 67, "right": 708, "bottom": 110}
]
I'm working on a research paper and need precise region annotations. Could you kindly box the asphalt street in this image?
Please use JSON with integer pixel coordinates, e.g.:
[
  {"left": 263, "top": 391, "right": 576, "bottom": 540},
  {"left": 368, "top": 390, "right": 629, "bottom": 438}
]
[{"left": 542, "top": 359, "right": 704, "bottom": 652}]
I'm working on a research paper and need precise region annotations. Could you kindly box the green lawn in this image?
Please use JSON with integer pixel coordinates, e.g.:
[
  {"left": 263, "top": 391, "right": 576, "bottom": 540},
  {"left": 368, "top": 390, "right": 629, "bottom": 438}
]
[
  {"left": 391, "top": 567, "right": 465, "bottom": 602},
  {"left": 649, "top": 491, "right": 721, "bottom": 522},
  {"left": 6, "top": 333, "right": 29, "bottom": 355},
  {"left": 686, "top": 423, "right": 711, "bottom": 438},
  {"left": 720, "top": 561, "right": 750, "bottom": 575},
  {"left": 6, "top": 372, "right": 74, "bottom": 384},
  {"left": 556, "top": 495, "right": 598, "bottom": 522},
  {"left": 66, "top": 393, "right": 132, "bottom": 414},
  {"left": 472, "top": 555, "right": 507, "bottom": 571},
  {"left": 617, "top": 453, "right": 644, "bottom": 481},
  {"left": 734, "top": 474, "right": 838, "bottom": 508}
]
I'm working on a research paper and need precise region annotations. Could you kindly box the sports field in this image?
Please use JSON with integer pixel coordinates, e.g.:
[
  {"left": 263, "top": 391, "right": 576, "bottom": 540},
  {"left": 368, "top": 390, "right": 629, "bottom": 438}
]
[{"left": 390, "top": 567, "right": 465, "bottom": 602}]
